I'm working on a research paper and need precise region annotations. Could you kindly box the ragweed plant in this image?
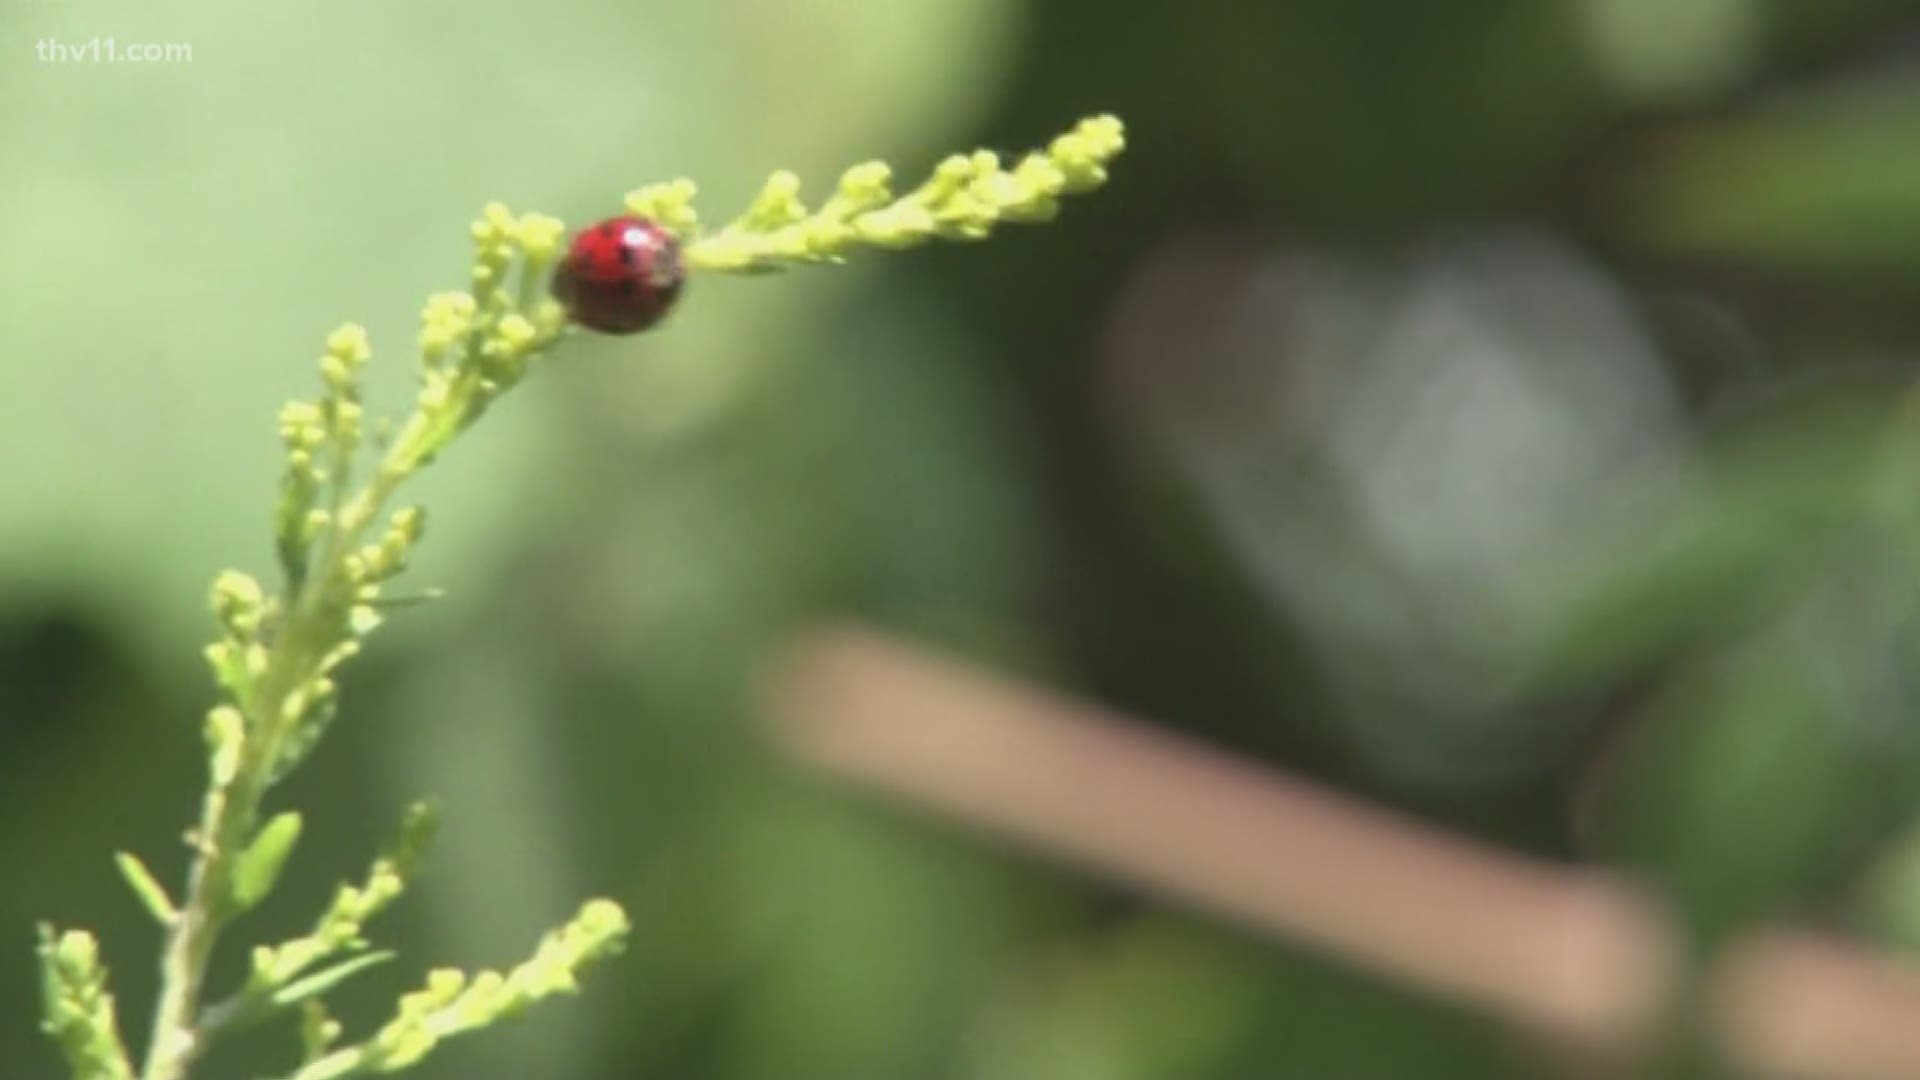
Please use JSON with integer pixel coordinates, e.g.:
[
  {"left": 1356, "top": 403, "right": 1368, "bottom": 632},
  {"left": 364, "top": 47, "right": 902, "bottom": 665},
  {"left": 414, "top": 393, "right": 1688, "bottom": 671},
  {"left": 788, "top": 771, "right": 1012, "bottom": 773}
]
[{"left": 35, "top": 114, "right": 1125, "bottom": 1080}]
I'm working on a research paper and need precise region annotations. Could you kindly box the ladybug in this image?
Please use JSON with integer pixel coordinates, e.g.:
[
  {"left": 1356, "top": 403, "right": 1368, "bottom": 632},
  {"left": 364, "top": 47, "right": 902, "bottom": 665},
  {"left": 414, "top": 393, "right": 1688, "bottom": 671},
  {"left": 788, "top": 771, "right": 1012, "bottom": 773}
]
[{"left": 550, "top": 215, "right": 685, "bottom": 334}]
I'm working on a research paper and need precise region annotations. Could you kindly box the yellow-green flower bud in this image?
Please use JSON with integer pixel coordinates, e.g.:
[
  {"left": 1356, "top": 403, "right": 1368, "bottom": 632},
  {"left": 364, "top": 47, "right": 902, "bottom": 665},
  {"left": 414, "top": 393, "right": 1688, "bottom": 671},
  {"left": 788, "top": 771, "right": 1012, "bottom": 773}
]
[
  {"left": 325, "top": 323, "right": 372, "bottom": 366},
  {"left": 210, "top": 571, "right": 266, "bottom": 638},
  {"left": 516, "top": 213, "right": 566, "bottom": 263},
  {"left": 624, "top": 179, "right": 699, "bottom": 236}
]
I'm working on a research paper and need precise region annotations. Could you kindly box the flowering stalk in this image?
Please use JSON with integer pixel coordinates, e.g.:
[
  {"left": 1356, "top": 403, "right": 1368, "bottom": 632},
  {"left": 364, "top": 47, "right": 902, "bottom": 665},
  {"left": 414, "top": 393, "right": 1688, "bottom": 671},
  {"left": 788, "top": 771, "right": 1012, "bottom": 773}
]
[
  {"left": 36, "top": 114, "right": 1125, "bottom": 1080},
  {"left": 639, "top": 114, "right": 1127, "bottom": 271},
  {"left": 140, "top": 209, "right": 576, "bottom": 1080}
]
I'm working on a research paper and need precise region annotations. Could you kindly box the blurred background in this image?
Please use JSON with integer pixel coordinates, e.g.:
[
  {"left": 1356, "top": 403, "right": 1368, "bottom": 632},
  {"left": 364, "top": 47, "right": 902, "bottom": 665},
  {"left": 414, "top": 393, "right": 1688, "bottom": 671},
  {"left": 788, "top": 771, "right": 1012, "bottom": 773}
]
[{"left": 14, "top": 0, "right": 1920, "bottom": 1076}]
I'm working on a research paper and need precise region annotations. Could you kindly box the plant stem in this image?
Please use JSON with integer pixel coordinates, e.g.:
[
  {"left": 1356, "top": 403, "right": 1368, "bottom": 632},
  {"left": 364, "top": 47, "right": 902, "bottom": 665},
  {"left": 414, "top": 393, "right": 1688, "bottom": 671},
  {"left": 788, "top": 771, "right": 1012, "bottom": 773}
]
[
  {"left": 138, "top": 423, "right": 432, "bottom": 1080},
  {"left": 139, "top": 769, "right": 240, "bottom": 1079},
  {"left": 140, "top": 588, "right": 341, "bottom": 1078}
]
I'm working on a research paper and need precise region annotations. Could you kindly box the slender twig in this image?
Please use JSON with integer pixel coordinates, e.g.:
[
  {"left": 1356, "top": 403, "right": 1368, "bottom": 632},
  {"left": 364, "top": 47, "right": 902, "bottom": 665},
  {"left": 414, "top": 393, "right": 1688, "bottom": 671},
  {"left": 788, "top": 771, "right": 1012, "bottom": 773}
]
[
  {"left": 140, "top": 439, "right": 423, "bottom": 1080},
  {"left": 765, "top": 624, "right": 1920, "bottom": 1079}
]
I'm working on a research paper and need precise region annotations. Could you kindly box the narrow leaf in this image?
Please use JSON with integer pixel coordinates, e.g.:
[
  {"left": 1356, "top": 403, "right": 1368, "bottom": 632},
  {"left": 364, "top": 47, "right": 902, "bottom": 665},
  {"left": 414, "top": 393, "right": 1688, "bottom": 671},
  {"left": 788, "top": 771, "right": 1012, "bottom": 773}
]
[
  {"left": 272, "top": 952, "right": 396, "bottom": 1010},
  {"left": 388, "top": 801, "right": 440, "bottom": 878},
  {"left": 232, "top": 812, "right": 304, "bottom": 912},
  {"left": 114, "top": 852, "right": 176, "bottom": 924}
]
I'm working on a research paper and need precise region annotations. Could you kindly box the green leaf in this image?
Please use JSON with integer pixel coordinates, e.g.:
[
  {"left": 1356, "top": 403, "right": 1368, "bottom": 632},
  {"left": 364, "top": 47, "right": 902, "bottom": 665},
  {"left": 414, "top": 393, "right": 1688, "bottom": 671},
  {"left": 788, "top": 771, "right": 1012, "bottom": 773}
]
[
  {"left": 271, "top": 951, "right": 396, "bottom": 1011},
  {"left": 232, "top": 812, "right": 304, "bottom": 913},
  {"left": 1618, "top": 92, "right": 1920, "bottom": 272},
  {"left": 36, "top": 923, "right": 63, "bottom": 1031},
  {"left": 388, "top": 801, "right": 440, "bottom": 878},
  {"left": 1519, "top": 387, "right": 1895, "bottom": 693},
  {"left": 1592, "top": 522, "right": 1920, "bottom": 944},
  {"left": 113, "top": 852, "right": 175, "bottom": 925}
]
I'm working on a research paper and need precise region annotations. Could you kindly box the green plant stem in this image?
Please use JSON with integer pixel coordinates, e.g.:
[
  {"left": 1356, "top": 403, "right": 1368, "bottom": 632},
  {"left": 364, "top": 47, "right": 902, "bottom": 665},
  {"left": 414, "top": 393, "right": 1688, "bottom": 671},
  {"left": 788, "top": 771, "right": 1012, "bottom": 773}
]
[{"left": 138, "top": 408, "right": 448, "bottom": 1080}]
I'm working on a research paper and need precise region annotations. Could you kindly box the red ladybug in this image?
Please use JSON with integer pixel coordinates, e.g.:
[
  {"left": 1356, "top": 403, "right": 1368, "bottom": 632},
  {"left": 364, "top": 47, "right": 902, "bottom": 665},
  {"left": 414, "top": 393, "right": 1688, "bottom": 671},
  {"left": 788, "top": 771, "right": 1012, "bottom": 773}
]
[{"left": 550, "top": 215, "right": 685, "bottom": 334}]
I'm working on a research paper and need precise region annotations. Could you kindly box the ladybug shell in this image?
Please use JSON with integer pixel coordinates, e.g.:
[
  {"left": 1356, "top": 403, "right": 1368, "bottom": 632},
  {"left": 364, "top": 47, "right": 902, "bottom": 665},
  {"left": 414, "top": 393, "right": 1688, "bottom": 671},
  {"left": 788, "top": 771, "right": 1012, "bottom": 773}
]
[{"left": 551, "top": 215, "right": 685, "bottom": 334}]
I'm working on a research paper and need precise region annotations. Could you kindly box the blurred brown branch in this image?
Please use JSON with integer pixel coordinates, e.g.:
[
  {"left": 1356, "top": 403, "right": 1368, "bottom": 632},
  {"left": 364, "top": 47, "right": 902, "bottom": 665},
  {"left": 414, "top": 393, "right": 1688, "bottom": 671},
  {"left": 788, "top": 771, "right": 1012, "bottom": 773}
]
[{"left": 764, "top": 624, "right": 1920, "bottom": 1079}]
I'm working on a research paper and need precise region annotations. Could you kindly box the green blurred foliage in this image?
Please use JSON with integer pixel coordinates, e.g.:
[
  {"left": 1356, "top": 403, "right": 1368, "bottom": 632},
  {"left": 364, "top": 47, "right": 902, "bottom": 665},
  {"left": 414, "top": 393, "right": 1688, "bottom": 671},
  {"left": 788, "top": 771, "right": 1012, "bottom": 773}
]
[{"left": 19, "top": 0, "right": 1920, "bottom": 1077}]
